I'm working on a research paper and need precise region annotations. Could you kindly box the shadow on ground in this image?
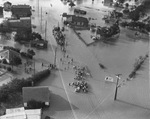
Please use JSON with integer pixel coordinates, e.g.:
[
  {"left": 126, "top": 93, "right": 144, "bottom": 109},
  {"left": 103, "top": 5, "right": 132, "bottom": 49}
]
[
  {"left": 43, "top": 91, "right": 78, "bottom": 116},
  {"left": 117, "top": 99, "right": 150, "bottom": 110},
  {"left": 35, "top": 71, "right": 57, "bottom": 86}
]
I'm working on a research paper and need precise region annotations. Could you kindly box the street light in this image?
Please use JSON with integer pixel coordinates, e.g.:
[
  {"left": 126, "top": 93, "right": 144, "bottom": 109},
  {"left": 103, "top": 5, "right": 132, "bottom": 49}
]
[{"left": 114, "top": 74, "right": 122, "bottom": 101}]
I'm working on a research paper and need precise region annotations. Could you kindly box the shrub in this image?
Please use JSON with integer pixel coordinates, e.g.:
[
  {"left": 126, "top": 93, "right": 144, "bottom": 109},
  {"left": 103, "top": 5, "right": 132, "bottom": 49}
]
[
  {"left": 8, "top": 78, "right": 32, "bottom": 92},
  {"left": 0, "top": 84, "right": 12, "bottom": 102},
  {"left": 0, "top": 69, "right": 50, "bottom": 103},
  {"left": 21, "top": 52, "right": 33, "bottom": 59},
  {"left": 31, "top": 69, "right": 51, "bottom": 83}
]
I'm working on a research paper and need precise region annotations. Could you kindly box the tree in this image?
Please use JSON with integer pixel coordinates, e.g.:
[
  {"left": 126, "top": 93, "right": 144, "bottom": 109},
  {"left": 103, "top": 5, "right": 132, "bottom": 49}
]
[
  {"left": 125, "top": 3, "right": 129, "bottom": 8},
  {"left": 27, "top": 49, "right": 35, "bottom": 56},
  {"left": 0, "top": 84, "right": 12, "bottom": 102},
  {"left": 69, "top": 1, "right": 75, "bottom": 7},
  {"left": 8, "top": 78, "right": 31, "bottom": 92},
  {"left": 129, "top": 10, "right": 140, "bottom": 21}
]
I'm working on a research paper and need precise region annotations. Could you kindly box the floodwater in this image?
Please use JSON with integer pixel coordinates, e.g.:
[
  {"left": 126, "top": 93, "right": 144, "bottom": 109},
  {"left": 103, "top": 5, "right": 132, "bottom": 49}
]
[{"left": 0, "top": 0, "right": 149, "bottom": 119}]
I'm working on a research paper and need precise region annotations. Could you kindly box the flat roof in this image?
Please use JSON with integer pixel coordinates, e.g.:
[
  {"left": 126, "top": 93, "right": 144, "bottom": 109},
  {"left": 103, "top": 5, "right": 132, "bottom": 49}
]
[{"left": 0, "top": 108, "right": 41, "bottom": 119}]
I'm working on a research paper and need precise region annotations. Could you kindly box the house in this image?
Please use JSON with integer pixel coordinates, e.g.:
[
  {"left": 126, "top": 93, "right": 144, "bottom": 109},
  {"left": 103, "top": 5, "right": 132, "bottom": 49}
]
[
  {"left": 103, "top": 0, "right": 113, "bottom": 6},
  {"left": 0, "top": 107, "right": 42, "bottom": 119},
  {"left": 66, "top": 15, "right": 89, "bottom": 27},
  {"left": 23, "top": 86, "right": 50, "bottom": 107},
  {"left": 8, "top": 17, "right": 31, "bottom": 29},
  {"left": 0, "top": 49, "right": 21, "bottom": 64},
  {"left": 3, "top": 1, "right": 12, "bottom": 11},
  {"left": 11, "top": 5, "right": 32, "bottom": 18}
]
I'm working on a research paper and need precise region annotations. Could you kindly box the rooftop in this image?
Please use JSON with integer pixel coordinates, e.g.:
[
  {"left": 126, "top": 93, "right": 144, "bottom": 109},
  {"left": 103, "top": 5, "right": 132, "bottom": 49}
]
[
  {"left": 11, "top": 5, "right": 31, "bottom": 9},
  {"left": 0, "top": 107, "right": 41, "bottom": 119},
  {"left": 23, "top": 86, "right": 50, "bottom": 103},
  {"left": 70, "top": 15, "right": 89, "bottom": 22}
]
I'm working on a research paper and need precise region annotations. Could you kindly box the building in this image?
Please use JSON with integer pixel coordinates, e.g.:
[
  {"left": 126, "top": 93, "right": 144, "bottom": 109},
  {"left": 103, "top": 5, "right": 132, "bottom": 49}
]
[
  {"left": 0, "top": 17, "right": 31, "bottom": 32},
  {"left": 3, "top": 1, "right": 12, "bottom": 11},
  {"left": 23, "top": 86, "right": 50, "bottom": 108},
  {"left": 8, "top": 17, "right": 31, "bottom": 29},
  {"left": 0, "top": 107, "right": 42, "bottom": 119},
  {"left": 66, "top": 15, "right": 89, "bottom": 27},
  {"left": 11, "top": 5, "right": 32, "bottom": 18},
  {"left": 0, "top": 6, "right": 3, "bottom": 15},
  {"left": 103, "top": 0, "right": 113, "bottom": 6},
  {"left": 0, "top": 49, "right": 21, "bottom": 64}
]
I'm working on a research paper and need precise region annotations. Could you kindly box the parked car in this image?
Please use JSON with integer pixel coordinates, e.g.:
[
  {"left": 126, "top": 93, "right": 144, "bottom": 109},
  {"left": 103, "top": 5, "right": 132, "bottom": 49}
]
[{"left": 74, "top": 9, "right": 86, "bottom": 15}]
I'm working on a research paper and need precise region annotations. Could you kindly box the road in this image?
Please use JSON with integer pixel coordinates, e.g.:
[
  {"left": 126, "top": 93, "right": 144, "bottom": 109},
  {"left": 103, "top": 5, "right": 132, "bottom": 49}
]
[{"left": 0, "top": 0, "right": 149, "bottom": 119}]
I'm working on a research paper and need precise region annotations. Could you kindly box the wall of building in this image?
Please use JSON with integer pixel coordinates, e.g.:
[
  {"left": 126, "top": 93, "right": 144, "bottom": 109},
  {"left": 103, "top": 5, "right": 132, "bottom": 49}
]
[
  {"left": 11, "top": 7, "right": 31, "bottom": 17},
  {"left": 8, "top": 17, "right": 31, "bottom": 29}
]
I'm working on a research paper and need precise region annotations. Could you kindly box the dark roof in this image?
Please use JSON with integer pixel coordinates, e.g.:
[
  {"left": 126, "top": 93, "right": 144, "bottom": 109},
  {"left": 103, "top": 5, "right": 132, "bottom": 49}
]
[
  {"left": 71, "top": 16, "right": 88, "bottom": 23},
  {"left": 23, "top": 86, "right": 50, "bottom": 103},
  {"left": 11, "top": 5, "right": 31, "bottom": 9},
  {"left": 0, "top": 49, "right": 21, "bottom": 61}
]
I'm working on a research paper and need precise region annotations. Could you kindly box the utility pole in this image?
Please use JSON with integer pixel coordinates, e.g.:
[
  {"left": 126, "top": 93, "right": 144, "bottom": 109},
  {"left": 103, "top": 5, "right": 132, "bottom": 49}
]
[
  {"left": 54, "top": 46, "right": 57, "bottom": 66},
  {"left": 37, "top": 0, "right": 39, "bottom": 17},
  {"left": 45, "top": 20, "right": 47, "bottom": 41},
  {"left": 114, "top": 74, "right": 122, "bottom": 101},
  {"left": 33, "top": 58, "right": 35, "bottom": 75},
  {"left": 41, "top": 7, "right": 42, "bottom": 32}
]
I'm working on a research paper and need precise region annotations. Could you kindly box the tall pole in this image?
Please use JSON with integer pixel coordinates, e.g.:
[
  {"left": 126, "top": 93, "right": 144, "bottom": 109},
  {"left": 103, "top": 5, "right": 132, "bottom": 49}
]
[
  {"left": 54, "top": 47, "right": 57, "bottom": 66},
  {"left": 114, "top": 74, "right": 121, "bottom": 101},
  {"left": 37, "top": 0, "right": 39, "bottom": 17},
  {"left": 34, "top": 59, "right": 35, "bottom": 75},
  {"left": 45, "top": 20, "right": 47, "bottom": 41},
  {"left": 41, "top": 7, "right": 42, "bottom": 32}
]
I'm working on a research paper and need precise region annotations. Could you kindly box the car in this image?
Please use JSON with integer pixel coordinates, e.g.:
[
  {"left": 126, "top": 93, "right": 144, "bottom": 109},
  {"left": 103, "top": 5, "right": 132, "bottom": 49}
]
[
  {"left": 74, "top": 9, "right": 86, "bottom": 15},
  {"left": 105, "top": 76, "right": 113, "bottom": 82}
]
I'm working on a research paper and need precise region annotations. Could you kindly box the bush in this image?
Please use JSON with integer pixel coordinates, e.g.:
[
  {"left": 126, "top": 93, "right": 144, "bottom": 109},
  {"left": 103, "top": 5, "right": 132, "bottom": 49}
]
[
  {"left": 21, "top": 52, "right": 33, "bottom": 59},
  {"left": 31, "top": 69, "right": 51, "bottom": 83},
  {"left": 27, "top": 100, "right": 45, "bottom": 109},
  {"left": 8, "top": 78, "right": 32, "bottom": 92},
  {"left": 0, "top": 69, "right": 50, "bottom": 103},
  {"left": 0, "top": 84, "right": 12, "bottom": 102}
]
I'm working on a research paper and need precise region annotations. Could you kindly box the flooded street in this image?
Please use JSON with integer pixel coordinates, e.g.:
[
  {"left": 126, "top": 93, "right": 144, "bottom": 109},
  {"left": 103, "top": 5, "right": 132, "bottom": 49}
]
[{"left": 0, "top": 0, "right": 149, "bottom": 119}]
